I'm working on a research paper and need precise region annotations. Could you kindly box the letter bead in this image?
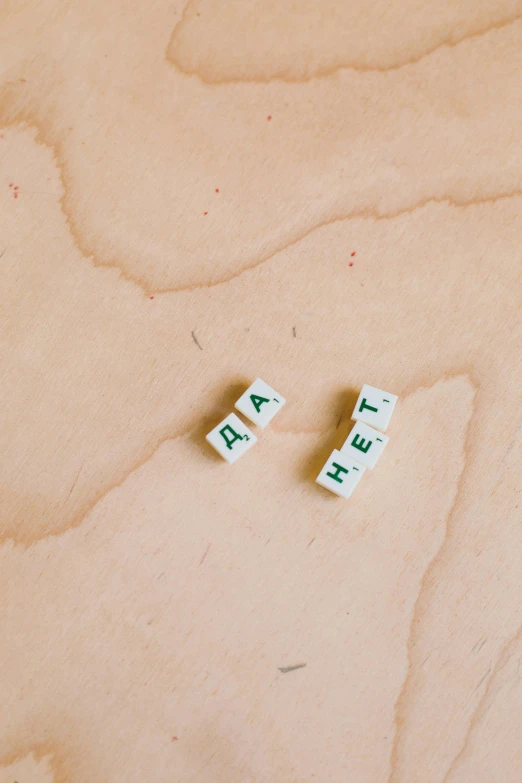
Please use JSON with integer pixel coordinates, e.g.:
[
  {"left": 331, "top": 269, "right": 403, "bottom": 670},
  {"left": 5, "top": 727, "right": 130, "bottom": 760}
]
[
  {"left": 341, "top": 421, "right": 389, "bottom": 469},
  {"left": 352, "top": 384, "right": 398, "bottom": 432},
  {"left": 316, "top": 450, "right": 367, "bottom": 498},
  {"left": 206, "top": 413, "right": 257, "bottom": 464},
  {"left": 235, "top": 378, "right": 286, "bottom": 428}
]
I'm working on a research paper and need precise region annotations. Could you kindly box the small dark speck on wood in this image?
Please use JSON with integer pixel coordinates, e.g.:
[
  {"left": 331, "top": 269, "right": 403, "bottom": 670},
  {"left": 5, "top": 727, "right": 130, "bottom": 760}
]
[
  {"left": 292, "top": 326, "right": 296, "bottom": 338},
  {"left": 278, "top": 663, "right": 306, "bottom": 674},
  {"left": 0, "top": 247, "right": 7, "bottom": 259},
  {"left": 191, "top": 330, "right": 203, "bottom": 350}
]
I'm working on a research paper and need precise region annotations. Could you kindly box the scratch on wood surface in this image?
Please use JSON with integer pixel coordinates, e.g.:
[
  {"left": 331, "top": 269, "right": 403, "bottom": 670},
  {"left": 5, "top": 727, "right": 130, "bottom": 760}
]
[
  {"left": 502, "top": 415, "right": 522, "bottom": 461},
  {"left": 491, "top": 415, "right": 522, "bottom": 495},
  {"left": 278, "top": 663, "right": 307, "bottom": 674},
  {"left": 473, "top": 667, "right": 491, "bottom": 694},
  {"left": 199, "top": 543, "right": 211, "bottom": 565},
  {"left": 191, "top": 330, "right": 203, "bottom": 350},
  {"left": 472, "top": 637, "right": 487, "bottom": 654},
  {"left": 65, "top": 465, "right": 83, "bottom": 503},
  {"left": 292, "top": 326, "right": 296, "bottom": 338}
]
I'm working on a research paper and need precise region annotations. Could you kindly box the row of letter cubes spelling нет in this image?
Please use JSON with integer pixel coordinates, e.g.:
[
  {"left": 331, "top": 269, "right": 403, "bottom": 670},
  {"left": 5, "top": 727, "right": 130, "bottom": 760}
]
[{"left": 316, "top": 384, "right": 398, "bottom": 498}]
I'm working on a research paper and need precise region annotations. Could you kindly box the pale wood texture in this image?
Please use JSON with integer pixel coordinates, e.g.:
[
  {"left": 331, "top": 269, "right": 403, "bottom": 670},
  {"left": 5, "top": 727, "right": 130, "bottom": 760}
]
[{"left": 1, "top": 1, "right": 522, "bottom": 781}]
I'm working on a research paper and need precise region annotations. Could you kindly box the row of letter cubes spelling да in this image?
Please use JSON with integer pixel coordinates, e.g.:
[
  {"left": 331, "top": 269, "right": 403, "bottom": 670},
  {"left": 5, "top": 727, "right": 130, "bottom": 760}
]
[
  {"left": 316, "top": 384, "right": 398, "bottom": 498},
  {"left": 206, "top": 378, "right": 286, "bottom": 463}
]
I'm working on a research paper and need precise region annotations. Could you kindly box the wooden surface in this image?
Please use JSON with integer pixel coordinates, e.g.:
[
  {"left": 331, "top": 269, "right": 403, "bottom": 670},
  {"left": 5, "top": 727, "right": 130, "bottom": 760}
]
[{"left": 1, "top": 1, "right": 522, "bottom": 781}]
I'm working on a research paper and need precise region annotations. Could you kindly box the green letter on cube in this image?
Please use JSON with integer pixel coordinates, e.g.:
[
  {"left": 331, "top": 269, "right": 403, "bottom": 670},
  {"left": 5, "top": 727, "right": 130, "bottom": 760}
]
[
  {"left": 351, "top": 433, "right": 372, "bottom": 454},
  {"left": 359, "top": 397, "right": 378, "bottom": 414},
  {"left": 219, "top": 424, "right": 246, "bottom": 450},
  {"left": 326, "top": 462, "right": 349, "bottom": 483},
  {"left": 250, "top": 394, "right": 271, "bottom": 414}
]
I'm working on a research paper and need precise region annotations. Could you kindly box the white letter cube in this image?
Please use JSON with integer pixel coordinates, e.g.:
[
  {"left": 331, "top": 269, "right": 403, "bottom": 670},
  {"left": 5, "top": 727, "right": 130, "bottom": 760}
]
[
  {"left": 316, "top": 449, "right": 366, "bottom": 498},
  {"left": 235, "top": 378, "right": 286, "bottom": 428},
  {"left": 206, "top": 413, "right": 257, "bottom": 464},
  {"left": 341, "top": 421, "right": 389, "bottom": 469},
  {"left": 352, "top": 384, "right": 398, "bottom": 432}
]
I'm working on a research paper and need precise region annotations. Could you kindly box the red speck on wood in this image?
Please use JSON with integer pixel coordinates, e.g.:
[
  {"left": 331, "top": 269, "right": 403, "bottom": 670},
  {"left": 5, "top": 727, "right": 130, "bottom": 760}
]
[
  {"left": 215, "top": 188, "right": 219, "bottom": 193},
  {"left": 351, "top": 251, "right": 356, "bottom": 257},
  {"left": 349, "top": 262, "right": 354, "bottom": 267},
  {"left": 267, "top": 115, "right": 272, "bottom": 120},
  {"left": 204, "top": 211, "right": 208, "bottom": 215},
  {"left": 14, "top": 193, "right": 18, "bottom": 199},
  {"left": 14, "top": 186, "right": 19, "bottom": 190},
  {"left": 9, "top": 183, "right": 13, "bottom": 187},
  {"left": 149, "top": 296, "right": 154, "bottom": 300},
  {"left": 172, "top": 736, "right": 178, "bottom": 741}
]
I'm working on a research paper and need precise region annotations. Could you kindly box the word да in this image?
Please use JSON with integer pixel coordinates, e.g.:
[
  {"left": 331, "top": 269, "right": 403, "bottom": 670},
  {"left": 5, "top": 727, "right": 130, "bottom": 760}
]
[{"left": 206, "top": 378, "right": 286, "bottom": 464}]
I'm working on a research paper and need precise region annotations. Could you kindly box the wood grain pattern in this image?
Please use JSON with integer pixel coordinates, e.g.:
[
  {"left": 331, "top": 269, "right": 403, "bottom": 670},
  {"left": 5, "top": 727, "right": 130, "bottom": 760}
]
[{"left": 1, "top": 1, "right": 522, "bottom": 781}]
